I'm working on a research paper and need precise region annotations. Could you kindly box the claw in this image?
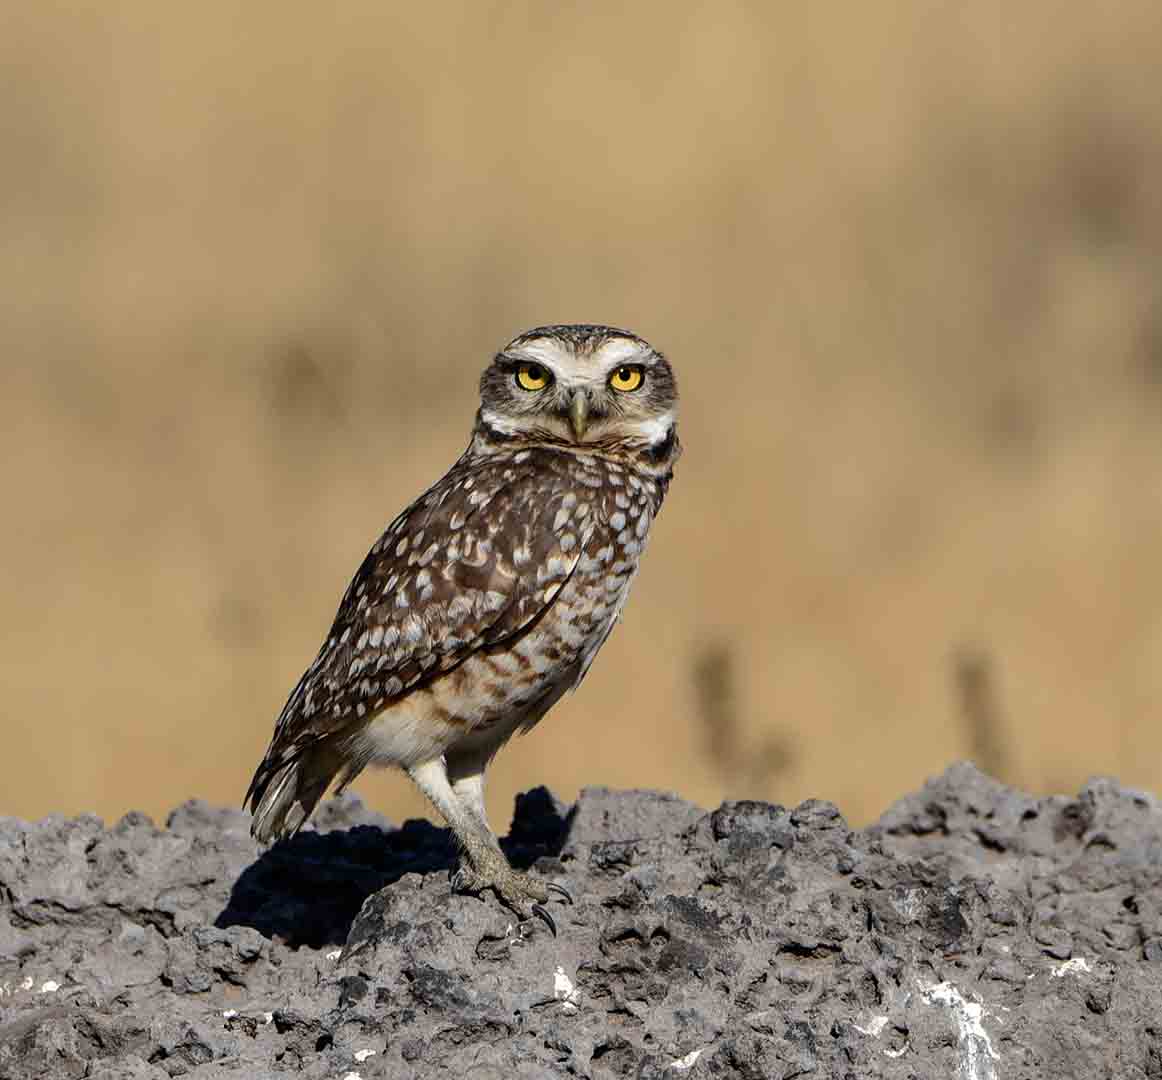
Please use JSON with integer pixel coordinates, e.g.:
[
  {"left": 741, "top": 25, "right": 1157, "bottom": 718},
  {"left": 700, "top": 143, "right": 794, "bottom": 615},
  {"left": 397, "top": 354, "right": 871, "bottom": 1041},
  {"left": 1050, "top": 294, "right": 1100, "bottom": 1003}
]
[
  {"left": 546, "top": 882, "right": 574, "bottom": 906},
  {"left": 531, "top": 903, "right": 557, "bottom": 936}
]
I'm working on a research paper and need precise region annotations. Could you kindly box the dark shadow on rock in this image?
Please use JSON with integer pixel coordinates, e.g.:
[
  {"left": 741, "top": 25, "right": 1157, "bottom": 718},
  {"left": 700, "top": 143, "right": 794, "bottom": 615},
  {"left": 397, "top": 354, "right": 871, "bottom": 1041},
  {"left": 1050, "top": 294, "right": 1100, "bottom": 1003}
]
[
  {"left": 214, "top": 785, "right": 573, "bottom": 948},
  {"left": 502, "top": 785, "right": 576, "bottom": 872}
]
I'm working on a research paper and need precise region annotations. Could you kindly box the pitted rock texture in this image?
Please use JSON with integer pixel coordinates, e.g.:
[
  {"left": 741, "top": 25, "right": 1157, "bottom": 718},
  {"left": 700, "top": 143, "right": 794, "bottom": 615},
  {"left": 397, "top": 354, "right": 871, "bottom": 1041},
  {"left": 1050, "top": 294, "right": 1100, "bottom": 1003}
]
[{"left": 2, "top": 764, "right": 1161, "bottom": 1078}]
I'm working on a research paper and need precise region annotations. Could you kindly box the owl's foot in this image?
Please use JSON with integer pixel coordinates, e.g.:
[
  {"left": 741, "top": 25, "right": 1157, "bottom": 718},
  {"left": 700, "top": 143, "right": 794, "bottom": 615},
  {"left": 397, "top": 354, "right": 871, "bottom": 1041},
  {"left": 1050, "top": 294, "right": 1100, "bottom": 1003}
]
[{"left": 452, "top": 857, "right": 573, "bottom": 935}]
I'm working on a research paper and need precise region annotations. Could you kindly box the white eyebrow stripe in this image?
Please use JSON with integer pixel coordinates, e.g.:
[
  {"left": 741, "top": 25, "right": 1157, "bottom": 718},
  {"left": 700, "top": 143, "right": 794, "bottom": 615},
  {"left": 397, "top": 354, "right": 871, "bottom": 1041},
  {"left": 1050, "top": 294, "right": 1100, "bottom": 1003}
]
[
  {"left": 509, "top": 347, "right": 590, "bottom": 386},
  {"left": 510, "top": 339, "right": 570, "bottom": 368},
  {"left": 594, "top": 338, "right": 650, "bottom": 366}
]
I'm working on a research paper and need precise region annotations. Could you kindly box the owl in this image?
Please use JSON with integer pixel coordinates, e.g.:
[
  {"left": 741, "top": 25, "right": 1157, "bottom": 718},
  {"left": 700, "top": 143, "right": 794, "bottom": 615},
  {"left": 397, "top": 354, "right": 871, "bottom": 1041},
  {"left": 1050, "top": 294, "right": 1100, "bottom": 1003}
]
[{"left": 245, "top": 324, "right": 680, "bottom": 929}]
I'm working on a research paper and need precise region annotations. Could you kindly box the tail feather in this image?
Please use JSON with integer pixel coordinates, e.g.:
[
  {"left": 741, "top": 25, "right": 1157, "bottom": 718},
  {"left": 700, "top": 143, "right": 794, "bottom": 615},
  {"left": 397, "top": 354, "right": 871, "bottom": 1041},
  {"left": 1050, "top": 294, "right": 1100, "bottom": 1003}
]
[{"left": 246, "top": 739, "right": 353, "bottom": 843}]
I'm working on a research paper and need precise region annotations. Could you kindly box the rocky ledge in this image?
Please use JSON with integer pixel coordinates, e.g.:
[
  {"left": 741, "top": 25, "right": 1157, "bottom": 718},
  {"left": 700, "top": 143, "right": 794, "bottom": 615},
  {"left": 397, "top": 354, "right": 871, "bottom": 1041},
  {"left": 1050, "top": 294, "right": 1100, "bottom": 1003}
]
[{"left": 1, "top": 763, "right": 1160, "bottom": 1079}]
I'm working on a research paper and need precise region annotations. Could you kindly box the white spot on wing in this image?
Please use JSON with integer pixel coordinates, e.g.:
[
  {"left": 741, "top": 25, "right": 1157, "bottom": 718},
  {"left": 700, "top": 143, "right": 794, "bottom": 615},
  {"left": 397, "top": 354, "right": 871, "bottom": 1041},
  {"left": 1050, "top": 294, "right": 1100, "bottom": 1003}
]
[{"left": 401, "top": 614, "right": 425, "bottom": 643}]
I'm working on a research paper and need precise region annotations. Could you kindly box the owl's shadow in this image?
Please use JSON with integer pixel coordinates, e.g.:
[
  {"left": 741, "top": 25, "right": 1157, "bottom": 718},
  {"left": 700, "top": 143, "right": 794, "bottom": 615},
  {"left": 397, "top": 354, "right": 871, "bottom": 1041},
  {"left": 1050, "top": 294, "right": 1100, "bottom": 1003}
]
[{"left": 214, "top": 787, "right": 572, "bottom": 949}]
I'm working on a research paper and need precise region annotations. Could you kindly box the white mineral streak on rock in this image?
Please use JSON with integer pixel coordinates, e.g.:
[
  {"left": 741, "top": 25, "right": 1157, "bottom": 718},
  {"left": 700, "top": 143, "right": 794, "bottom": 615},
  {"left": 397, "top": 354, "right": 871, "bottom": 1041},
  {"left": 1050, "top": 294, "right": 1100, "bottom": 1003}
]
[
  {"left": 325, "top": 948, "right": 342, "bottom": 961},
  {"left": 921, "top": 982, "right": 999, "bottom": 1080},
  {"left": 39, "top": 979, "right": 60, "bottom": 993},
  {"left": 354, "top": 1049, "right": 377, "bottom": 1062},
  {"left": 668, "top": 1048, "right": 703, "bottom": 1071},
  {"left": 856, "top": 1014, "right": 907, "bottom": 1059},
  {"left": 854, "top": 1015, "right": 889, "bottom": 1037},
  {"left": 553, "top": 965, "right": 580, "bottom": 1012},
  {"left": 222, "top": 1009, "right": 238, "bottom": 1019},
  {"left": 1052, "top": 957, "right": 1092, "bottom": 978}
]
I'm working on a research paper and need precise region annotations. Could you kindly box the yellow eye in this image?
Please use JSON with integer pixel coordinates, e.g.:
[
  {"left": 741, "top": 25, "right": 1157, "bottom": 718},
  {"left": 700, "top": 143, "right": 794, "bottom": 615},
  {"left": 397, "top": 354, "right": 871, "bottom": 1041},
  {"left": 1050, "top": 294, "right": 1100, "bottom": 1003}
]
[
  {"left": 609, "top": 365, "right": 644, "bottom": 392},
  {"left": 515, "top": 363, "right": 550, "bottom": 391}
]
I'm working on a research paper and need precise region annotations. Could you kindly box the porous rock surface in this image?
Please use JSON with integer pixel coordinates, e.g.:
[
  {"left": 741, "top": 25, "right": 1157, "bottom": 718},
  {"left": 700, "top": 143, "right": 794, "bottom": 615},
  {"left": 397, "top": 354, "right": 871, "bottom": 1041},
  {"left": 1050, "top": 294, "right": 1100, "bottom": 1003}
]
[{"left": 2, "top": 763, "right": 1161, "bottom": 1078}]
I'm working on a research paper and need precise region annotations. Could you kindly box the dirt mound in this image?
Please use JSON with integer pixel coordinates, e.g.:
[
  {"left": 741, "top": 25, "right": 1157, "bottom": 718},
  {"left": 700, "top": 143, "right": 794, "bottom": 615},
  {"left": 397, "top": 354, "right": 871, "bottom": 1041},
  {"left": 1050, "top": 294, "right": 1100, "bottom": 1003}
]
[{"left": 2, "top": 763, "right": 1160, "bottom": 1078}]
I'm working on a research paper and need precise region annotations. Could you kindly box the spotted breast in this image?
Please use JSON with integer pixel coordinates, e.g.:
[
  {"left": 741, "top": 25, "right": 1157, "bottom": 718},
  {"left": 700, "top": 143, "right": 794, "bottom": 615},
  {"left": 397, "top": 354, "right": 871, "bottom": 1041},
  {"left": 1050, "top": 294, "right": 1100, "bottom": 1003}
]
[{"left": 358, "top": 446, "right": 665, "bottom": 767}]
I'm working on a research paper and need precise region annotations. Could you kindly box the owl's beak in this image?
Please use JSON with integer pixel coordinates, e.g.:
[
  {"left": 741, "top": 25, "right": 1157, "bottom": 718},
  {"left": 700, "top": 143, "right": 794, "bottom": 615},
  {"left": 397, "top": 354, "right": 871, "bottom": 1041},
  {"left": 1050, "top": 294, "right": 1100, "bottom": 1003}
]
[{"left": 568, "top": 390, "right": 590, "bottom": 442}]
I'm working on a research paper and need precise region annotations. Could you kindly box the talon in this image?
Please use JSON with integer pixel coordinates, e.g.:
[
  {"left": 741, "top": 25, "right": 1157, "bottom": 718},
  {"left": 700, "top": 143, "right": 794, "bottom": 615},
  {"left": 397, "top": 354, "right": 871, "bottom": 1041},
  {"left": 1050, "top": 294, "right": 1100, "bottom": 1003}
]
[
  {"left": 531, "top": 903, "right": 557, "bottom": 936},
  {"left": 546, "top": 882, "right": 574, "bottom": 906}
]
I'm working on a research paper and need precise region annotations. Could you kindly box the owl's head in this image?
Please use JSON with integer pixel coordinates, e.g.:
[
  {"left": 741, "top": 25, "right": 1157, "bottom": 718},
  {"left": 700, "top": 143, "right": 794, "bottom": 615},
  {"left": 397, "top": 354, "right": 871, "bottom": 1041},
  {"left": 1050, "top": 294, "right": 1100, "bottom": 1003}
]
[{"left": 476, "top": 325, "right": 678, "bottom": 463}]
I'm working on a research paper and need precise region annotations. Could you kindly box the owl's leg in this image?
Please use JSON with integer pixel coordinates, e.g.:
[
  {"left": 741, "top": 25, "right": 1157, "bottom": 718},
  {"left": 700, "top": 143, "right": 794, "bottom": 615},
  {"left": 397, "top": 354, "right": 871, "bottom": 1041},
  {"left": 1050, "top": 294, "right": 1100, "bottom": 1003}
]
[
  {"left": 408, "top": 755, "right": 569, "bottom": 931},
  {"left": 446, "top": 748, "right": 573, "bottom": 922}
]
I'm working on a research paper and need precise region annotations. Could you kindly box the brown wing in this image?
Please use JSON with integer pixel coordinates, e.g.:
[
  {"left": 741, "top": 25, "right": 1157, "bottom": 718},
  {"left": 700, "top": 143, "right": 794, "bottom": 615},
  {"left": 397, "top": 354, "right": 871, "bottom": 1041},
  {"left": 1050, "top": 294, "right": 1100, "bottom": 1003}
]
[{"left": 245, "top": 446, "right": 592, "bottom": 808}]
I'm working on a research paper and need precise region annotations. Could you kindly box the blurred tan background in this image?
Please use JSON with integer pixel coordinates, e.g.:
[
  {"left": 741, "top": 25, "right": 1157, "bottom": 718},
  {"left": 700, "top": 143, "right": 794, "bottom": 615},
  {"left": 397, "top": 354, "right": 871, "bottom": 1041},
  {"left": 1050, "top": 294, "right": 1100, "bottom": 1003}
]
[{"left": 4, "top": 2, "right": 1162, "bottom": 830}]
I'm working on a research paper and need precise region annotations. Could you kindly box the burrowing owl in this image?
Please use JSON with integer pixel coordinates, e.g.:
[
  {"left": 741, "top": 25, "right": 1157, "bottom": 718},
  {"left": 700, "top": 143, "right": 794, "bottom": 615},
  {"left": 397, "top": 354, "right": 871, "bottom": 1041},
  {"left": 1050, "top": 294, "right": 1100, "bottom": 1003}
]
[{"left": 246, "top": 324, "right": 679, "bottom": 926}]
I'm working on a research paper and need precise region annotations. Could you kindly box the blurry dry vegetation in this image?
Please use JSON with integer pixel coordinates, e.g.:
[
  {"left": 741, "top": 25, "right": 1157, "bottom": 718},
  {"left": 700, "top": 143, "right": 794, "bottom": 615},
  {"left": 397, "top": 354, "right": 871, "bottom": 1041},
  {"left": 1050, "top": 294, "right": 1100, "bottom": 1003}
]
[{"left": 4, "top": 2, "right": 1162, "bottom": 829}]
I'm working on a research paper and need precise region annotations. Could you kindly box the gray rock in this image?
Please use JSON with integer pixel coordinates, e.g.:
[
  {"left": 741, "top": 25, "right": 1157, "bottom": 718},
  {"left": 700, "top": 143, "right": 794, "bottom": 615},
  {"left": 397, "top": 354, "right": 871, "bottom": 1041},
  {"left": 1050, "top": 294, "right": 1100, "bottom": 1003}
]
[{"left": 1, "top": 769, "right": 1160, "bottom": 1078}]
